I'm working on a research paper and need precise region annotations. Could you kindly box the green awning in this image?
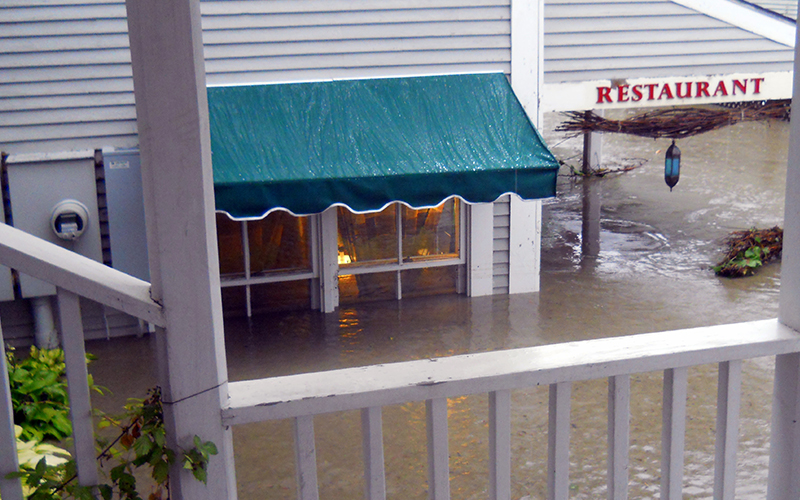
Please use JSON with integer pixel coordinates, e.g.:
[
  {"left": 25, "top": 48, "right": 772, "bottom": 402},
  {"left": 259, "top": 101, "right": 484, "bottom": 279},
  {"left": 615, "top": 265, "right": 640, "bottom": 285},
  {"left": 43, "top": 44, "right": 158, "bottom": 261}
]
[{"left": 208, "top": 73, "right": 560, "bottom": 219}]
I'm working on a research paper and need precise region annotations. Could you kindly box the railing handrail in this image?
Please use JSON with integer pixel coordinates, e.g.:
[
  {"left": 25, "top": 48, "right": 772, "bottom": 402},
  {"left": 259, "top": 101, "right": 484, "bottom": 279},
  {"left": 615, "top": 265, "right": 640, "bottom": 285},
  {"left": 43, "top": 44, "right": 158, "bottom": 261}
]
[
  {"left": 223, "top": 318, "right": 800, "bottom": 425},
  {"left": 0, "top": 223, "right": 164, "bottom": 326}
]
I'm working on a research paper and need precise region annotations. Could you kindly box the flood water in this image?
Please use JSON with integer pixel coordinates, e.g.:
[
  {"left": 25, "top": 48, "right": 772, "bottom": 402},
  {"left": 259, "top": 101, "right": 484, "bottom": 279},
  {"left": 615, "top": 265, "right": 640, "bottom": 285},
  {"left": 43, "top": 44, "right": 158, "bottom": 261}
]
[{"left": 87, "top": 109, "right": 789, "bottom": 499}]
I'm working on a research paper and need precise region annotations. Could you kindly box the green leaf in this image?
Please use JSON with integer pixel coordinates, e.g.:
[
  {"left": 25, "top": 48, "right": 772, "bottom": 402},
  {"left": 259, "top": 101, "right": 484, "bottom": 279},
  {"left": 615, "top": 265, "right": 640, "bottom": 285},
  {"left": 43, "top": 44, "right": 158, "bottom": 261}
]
[
  {"left": 133, "top": 435, "right": 154, "bottom": 457},
  {"left": 98, "top": 484, "right": 114, "bottom": 500},
  {"left": 152, "top": 459, "right": 170, "bottom": 484},
  {"left": 201, "top": 440, "right": 218, "bottom": 457}
]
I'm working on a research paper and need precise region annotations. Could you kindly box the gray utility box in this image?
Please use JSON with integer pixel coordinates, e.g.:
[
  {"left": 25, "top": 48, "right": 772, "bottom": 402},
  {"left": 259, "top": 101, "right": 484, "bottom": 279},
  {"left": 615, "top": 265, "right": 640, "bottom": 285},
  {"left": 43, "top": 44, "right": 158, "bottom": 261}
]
[
  {"left": 6, "top": 152, "right": 103, "bottom": 298},
  {"left": 102, "top": 148, "right": 149, "bottom": 281}
]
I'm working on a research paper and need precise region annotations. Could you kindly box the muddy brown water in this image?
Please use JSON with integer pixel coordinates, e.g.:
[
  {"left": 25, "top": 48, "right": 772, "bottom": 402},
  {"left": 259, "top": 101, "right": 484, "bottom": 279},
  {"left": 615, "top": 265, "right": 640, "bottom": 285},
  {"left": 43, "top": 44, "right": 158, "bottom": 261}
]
[{"left": 87, "top": 110, "right": 788, "bottom": 499}]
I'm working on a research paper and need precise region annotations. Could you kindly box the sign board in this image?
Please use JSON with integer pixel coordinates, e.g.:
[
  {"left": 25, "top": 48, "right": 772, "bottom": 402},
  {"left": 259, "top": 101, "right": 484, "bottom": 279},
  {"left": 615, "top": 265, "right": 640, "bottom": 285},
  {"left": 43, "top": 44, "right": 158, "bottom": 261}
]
[{"left": 542, "top": 71, "right": 793, "bottom": 112}]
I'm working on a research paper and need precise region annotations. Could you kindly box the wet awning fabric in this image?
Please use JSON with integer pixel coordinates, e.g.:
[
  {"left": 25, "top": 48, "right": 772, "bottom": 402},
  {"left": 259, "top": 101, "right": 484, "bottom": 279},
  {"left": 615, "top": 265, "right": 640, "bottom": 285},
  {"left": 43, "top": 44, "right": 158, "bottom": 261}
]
[{"left": 208, "top": 73, "right": 560, "bottom": 219}]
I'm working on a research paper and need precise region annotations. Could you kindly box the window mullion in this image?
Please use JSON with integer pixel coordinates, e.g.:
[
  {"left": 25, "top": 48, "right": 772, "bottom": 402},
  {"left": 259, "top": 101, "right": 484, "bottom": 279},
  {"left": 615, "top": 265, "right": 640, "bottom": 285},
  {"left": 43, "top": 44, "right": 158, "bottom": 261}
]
[
  {"left": 396, "top": 203, "right": 402, "bottom": 299},
  {"left": 241, "top": 220, "right": 252, "bottom": 317}
]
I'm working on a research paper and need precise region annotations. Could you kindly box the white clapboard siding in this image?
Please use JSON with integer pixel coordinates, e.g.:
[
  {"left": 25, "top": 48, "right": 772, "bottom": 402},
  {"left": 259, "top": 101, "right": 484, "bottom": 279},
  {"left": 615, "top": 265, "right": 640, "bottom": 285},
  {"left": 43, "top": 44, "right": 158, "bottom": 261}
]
[
  {"left": 4, "top": 0, "right": 796, "bottom": 153},
  {"left": 492, "top": 196, "right": 511, "bottom": 294},
  {"left": 0, "top": 0, "right": 135, "bottom": 153},
  {"left": 200, "top": 0, "right": 511, "bottom": 86},
  {"left": 749, "top": 0, "right": 797, "bottom": 19},
  {"left": 544, "top": 0, "right": 796, "bottom": 83},
  {"left": 1, "top": 0, "right": 512, "bottom": 154}
]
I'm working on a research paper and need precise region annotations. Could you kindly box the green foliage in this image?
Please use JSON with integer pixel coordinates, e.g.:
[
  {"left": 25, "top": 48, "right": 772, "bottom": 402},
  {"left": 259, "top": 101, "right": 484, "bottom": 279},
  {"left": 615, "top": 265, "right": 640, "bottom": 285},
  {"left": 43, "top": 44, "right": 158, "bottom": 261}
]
[
  {"left": 7, "top": 346, "right": 72, "bottom": 442},
  {"left": 6, "top": 346, "right": 105, "bottom": 443},
  {"left": 182, "top": 436, "right": 218, "bottom": 485},
  {"left": 10, "top": 386, "right": 217, "bottom": 500}
]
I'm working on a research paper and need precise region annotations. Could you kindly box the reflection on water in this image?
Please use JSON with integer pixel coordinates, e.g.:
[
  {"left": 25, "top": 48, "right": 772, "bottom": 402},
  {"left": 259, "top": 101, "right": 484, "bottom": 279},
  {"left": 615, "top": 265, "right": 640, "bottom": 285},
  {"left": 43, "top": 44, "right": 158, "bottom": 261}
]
[{"left": 87, "top": 110, "right": 787, "bottom": 499}]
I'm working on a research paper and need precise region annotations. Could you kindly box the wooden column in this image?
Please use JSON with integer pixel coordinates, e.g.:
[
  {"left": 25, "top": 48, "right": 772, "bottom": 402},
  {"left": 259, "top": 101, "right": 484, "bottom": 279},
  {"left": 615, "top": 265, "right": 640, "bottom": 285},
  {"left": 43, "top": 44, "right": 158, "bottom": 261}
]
[
  {"left": 510, "top": 0, "right": 543, "bottom": 127},
  {"left": 124, "top": 0, "right": 236, "bottom": 498},
  {"left": 467, "top": 203, "right": 494, "bottom": 297},
  {"left": 582, "top": 110, "right": 604, "bottom": 175},
  {"left": 508, "top": 195, "right": 542, "bottom": 294},
  {"left": 509, "top": 0, "right": 545, "bottom": 294}
]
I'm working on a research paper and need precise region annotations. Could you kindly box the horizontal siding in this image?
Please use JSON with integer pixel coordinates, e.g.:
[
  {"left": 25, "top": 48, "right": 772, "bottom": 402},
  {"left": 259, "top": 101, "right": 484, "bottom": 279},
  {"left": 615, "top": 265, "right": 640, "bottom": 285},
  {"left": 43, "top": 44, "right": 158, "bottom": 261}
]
[
  {"left": 547, "top": 1, "right": 689, "bottom": 16},
  {"left": 0, "top": 107, "right": 135, "bottom": 127},
  {"left": 492, "top": 195, "right": 511, "bottom": 295},
  {"left": 548, "top": 39, "right": 785, "bottom": 59},
  {"left": 546, "top": 61, "right": 794, "bottom": 82},
  {"left": 0, "top": 4, "right": 125, "bottom": 24},
  {"left": 749, "top": 0, "right": 797, "bottom": 19},
  {"left": 547, "top": 27, "right": 761, "bottom": 46},
  {"left": 2, "top": 0, "right": 795, "bottom": 153},
  {"left": 205, "top": 49, "right": 509, "bottom": 73},
  {"left": 493, "top": 226, "right": 510, "bottom": 239},
  {"left": 200, "top": 0, "right": 509, "bottom": 15},
  {"left": 0, "top": 93, "right": 135, "bottom": 113},
  {"left": 201, "top": 0, "right": 511, "bottom": 86},
  {"left": 492, "top": 274, "right": 509, "bottom": 291},
  {"left": 0, "top": 0, "right": 133, "bottom": 153},
  {"left": 548, "top": 15, "right": 737, "bottom": 33},
  {"left": 544, "top": 0, "right": 795, "bottom": 84},
  {"left": 201, "top": 7, "right": 510, "bottom": 28},
  {"left": 1, "top": 0, "right": 511, "bottom": 154}
]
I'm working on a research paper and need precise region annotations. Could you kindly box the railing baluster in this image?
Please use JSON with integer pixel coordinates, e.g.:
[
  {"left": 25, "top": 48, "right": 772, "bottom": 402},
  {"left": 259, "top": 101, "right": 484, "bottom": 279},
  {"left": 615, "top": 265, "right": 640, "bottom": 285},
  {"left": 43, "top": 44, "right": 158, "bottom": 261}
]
[
  {"left": 57, "top": 287, "right": 98, "bottom": 486},
  {"left": 0, "top": 318, "right": 24, "bottom": 500},
  {"left": 361, "top": 406, "right": 386, "bottom": 500},
  {"left": 426, "top": 398, "right": 450, "bottom": 500},
  {"left": 489, "top": 390, "right": 511, "bottom": 500},
  {"left": 294, "top": 415, "right": 319, "bottom": 500},
  {"left": 608, "top": 375, "right": 630, "bottom": 500},
  {"left": 767, "top": 352, "right": 800, "bottom": 500},
  {"left": 714, "top": 360, "right": 742, "bottom": 500},
  {"left": 547, "top": 382, "right": 571, "bottom": 500},
  {"left": 661, "top": 367, "right": 688, "bottom": 500}
]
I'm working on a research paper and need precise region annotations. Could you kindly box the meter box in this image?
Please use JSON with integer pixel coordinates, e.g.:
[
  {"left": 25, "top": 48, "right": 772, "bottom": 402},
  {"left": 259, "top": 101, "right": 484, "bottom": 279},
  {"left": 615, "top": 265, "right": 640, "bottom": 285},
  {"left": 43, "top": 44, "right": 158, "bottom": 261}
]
[
  {"left": 102, "top": 148, "right": 149, "bottom": 281},
  {"left": 6, "top": 152, "right": 103, "bottom": 298}
]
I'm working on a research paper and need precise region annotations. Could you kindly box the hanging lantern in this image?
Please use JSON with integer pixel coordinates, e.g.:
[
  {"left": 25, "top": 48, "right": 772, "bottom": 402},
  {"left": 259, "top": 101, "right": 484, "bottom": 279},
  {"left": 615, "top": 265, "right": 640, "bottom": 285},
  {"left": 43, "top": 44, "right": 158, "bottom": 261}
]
[{"left": 664, "top": 139, "right": 681, "bottom": 191}]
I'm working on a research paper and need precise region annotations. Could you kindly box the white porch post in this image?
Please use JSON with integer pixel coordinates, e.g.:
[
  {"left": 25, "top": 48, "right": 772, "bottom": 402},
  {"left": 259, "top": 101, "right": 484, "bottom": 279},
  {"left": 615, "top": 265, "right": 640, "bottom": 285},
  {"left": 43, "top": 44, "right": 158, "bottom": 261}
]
[
  {"left": 125, "top": 1, "right": 236, "bottom": 498},
  {"left": 508, "top": 195, "right": 542, "bottom": 294},
  {"left": 582, "top": 110, "right": 604, "bottom": 174},
  {"left": 467, "top": 203, "right": 494, "bottom": 297},
  {"left": 510, "top": 0, "right": 544, "bottom": 127},
  {"left": 508, "top": 0, "right": 545, "bottom": 295},
  {"left": 768, "top": 6, "right": 800, "bottom": 498}
]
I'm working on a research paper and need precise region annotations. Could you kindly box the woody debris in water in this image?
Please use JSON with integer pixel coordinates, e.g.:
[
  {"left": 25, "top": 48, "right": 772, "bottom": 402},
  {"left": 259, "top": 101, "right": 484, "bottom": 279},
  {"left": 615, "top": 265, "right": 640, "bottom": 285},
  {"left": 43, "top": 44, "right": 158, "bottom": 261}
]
[
  {"left": 557, "top": 101, "right": 791, "bottom": 139},
  {"left": 713, "top": 226, "right": 783, "bottom": 277}
]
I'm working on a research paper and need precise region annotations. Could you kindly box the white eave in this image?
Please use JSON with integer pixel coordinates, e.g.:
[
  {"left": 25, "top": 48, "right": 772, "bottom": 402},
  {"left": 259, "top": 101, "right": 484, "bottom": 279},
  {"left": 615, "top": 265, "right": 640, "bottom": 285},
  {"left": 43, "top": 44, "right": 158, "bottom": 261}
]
[{"left": 673, "top": 0, "right": 795, "bottom": 46}]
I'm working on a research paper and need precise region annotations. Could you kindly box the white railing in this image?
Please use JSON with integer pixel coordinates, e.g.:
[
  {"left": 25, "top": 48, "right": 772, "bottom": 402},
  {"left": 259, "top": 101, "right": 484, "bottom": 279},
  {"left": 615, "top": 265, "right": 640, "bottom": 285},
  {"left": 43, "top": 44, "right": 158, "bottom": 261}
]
[
  {"left": 0, "top": 223, "right": 164, "bottom": 500},
  {"left": 2, "top": 220, "right": 800, "bottom": 500},
  {"left": 223, "top": 319, "right": 800, "bottom": 500}
]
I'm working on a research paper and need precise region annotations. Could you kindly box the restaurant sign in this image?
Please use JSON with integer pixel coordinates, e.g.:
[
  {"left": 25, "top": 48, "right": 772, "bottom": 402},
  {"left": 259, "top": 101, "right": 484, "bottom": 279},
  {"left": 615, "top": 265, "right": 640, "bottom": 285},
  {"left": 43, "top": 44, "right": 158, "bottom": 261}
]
[
  {"left": 541, "top": 71, "right": 792, "bottom": 113},
  {"left": 596, "top": 77, "right": 764, "bottom": 104}
]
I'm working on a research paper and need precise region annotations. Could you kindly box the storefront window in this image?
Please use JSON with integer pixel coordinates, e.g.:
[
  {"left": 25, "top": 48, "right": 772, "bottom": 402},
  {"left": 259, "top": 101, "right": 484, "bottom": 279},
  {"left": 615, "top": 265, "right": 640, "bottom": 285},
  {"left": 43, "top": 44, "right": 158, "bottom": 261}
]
[
  {"left": 337, "top": 199, "right": 459, "bottom": 267},
  {"left": 216, "top": 213, "right": 245, "bottom": 276},
  {"left": 217, "top": 211, "right": 311, "bottom": 278},
  {"left": 248, "top": 211, "right": 310, "bottom": 274},
  {"left": 217, "top": 211, "right": 313, "bottom": 316},
  {"left": 401, "top": 267, "right": 458, "bottom": 298},
  {"left": 337, "top": 205, "right": 397, "bottom": 265},
  {"left": 339, "top": 272, "right": 396, "bottom": 305},
  {"left": 337, "top": 199, "right": 462, "bottom": 303},
  {"left": 401, "top": 200, "right": 459, "bottom": 261}
]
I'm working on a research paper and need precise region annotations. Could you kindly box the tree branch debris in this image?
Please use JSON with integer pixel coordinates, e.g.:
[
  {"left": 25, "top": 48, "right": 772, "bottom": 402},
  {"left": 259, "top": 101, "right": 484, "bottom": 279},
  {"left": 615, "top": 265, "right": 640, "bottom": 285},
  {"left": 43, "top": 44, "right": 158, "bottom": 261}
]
[{"left": 556, "top": 101, "right": 790, "bottom": 139}]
